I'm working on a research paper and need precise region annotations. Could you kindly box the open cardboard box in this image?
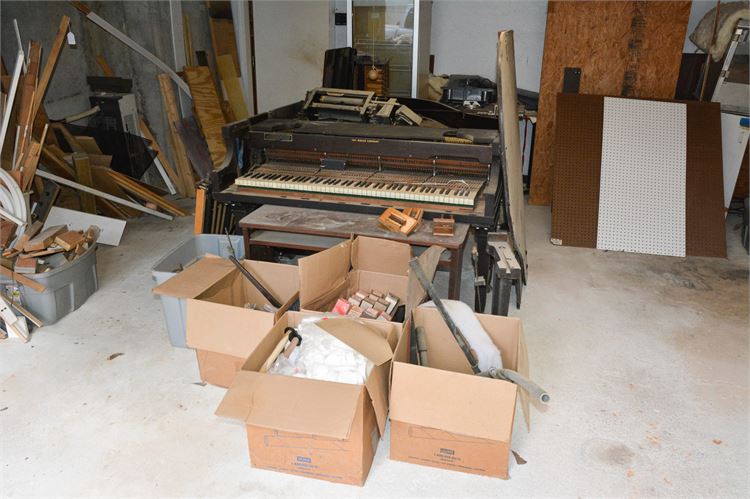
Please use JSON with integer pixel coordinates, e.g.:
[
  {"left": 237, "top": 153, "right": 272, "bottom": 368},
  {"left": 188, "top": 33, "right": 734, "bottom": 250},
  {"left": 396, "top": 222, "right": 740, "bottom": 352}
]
[
  {"left": 153, "top": 257, "right": 299, "bottom": 387},
  {"left": 389, "top": 306, "right": 530, "bottom": 479},
  {"left": 215, "top": 311, "right": 400, "bottom": 486},
  {"left": 298, "top": 236, "right": 411, "bottom": 320}
]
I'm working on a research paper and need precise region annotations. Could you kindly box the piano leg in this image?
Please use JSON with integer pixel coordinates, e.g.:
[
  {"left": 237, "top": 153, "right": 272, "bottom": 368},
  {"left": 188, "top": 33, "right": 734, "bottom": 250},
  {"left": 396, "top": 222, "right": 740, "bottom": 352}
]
[
  {"left": 473, "top": 227, "right": 490, "bottom": 313},
  {"left": 447, "top": 246, "right": 464, "bottom": 301}
]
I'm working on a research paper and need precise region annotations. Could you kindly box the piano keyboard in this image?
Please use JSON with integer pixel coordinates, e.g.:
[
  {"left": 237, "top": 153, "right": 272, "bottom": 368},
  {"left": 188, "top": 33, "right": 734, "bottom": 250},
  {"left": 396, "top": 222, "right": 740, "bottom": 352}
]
[{"left": 235, "top": 165, "right": 484, "bottom": 207}]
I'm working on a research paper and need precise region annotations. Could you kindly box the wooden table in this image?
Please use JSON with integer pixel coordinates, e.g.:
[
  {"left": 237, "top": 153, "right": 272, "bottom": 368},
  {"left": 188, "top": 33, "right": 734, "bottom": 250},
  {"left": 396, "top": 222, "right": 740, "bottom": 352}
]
[{"left": 239, "top": 205, "right": 471, "bottom": 300}]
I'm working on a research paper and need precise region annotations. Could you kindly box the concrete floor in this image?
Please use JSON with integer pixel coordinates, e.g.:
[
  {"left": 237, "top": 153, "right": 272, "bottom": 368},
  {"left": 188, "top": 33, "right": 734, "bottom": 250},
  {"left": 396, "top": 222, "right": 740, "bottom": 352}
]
[{"left": 1, "top": 206, "right": 748, "bottom": 497}]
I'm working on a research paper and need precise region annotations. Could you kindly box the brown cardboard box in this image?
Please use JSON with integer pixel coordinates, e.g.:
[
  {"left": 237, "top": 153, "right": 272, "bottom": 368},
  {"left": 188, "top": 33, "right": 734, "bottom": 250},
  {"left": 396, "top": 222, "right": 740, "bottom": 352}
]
[
  {"left": 216, "top": 311, "right": 400, "bottom": 486},
  {"left": 298, "top": 236, "right": 411, "bottom": 319},
  {"left": 389, "top": 306, "right": 530, "bottom": 479},
  {"left": 153, "top": 257, "right": 299, "bottom": 387}
]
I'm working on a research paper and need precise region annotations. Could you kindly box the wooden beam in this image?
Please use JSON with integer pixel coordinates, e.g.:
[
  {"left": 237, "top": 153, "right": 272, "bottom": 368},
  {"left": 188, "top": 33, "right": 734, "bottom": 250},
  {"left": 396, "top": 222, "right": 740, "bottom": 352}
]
[
  {"left": 106, "top": 169, "right": 188, "bottom": 217},
  {"left": 157, "top": 74, "right": 195, "bottom": 197},
  {"left": 0, "top": 265, "right": 46, "bottom": 293}
]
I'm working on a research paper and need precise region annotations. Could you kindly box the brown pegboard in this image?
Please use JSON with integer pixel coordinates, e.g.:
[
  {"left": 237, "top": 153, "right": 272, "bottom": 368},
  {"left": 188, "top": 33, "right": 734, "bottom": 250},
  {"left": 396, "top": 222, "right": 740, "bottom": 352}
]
[
  {"left": 550, "top": 94, "right": 603, "bottom": 248},
  {"left": 685, "top": 102, "right": 727, "bottom": 258},
  {"left": 529, "top": 1, "right": 692, "bottom": 206},
  {"left": 551, "top": 95, "right": 726, "bottom": 258}
]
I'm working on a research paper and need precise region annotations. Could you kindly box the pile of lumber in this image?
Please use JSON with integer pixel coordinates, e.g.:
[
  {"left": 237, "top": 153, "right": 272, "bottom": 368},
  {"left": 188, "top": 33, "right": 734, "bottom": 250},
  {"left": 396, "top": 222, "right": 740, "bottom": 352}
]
[
  {"left": 2, "top": 222, "right": 99, "bottom": 277},
  {"left": 0, "top": 13, "right": 188, "bottom": 249}
]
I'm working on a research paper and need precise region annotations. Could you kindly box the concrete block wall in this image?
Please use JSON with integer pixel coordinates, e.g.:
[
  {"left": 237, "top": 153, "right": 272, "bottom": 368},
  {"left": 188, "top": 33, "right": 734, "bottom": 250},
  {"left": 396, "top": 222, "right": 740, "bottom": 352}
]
[{"left": 0, "top": 0, "right": 215, "bottom": 183}]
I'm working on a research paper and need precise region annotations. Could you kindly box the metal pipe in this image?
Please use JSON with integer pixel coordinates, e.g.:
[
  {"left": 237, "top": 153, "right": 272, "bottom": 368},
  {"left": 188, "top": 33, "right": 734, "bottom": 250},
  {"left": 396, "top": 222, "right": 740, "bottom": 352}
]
[
  {"left": 480, "top": 368, "right": 550, "bottom": 405},
  {"left": 228, "top": 255, "right": 283, "bottom": 309}
]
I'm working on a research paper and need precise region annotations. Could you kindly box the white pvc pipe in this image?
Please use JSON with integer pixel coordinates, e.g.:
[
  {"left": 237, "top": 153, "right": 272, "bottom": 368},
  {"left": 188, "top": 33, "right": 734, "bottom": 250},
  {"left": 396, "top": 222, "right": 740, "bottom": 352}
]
[{"left": 0, "top": 50, "right": 24, "bottom": 153}]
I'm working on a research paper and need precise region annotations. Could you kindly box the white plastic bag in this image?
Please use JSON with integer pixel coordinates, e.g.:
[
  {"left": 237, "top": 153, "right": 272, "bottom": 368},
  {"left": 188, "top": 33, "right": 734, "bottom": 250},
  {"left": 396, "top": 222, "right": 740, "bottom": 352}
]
[{"left": 268, "top": 317, "right": 373, "bottom": 385}]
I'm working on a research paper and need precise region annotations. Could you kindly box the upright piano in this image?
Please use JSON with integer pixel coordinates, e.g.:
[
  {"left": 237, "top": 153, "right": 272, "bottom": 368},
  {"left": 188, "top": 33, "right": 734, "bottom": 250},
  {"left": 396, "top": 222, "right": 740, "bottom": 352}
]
[{"left": 202, "top": 89, "right": 507, "bottom": 309}]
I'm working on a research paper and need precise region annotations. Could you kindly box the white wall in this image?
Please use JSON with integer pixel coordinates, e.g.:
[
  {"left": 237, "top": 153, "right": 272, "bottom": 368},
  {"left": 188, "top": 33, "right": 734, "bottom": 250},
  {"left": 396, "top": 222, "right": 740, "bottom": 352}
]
[
  {"left": 253, "top": 0, "right": 332, "bottom": 113},
  {"left": 429, "top": 0, "right": 548, "bottom": 92}
]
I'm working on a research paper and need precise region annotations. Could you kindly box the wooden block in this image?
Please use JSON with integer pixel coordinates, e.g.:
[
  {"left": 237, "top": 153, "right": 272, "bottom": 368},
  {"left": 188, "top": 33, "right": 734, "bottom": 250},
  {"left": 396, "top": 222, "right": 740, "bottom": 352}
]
[
  {"left": 14, "top": 257, "right": 37, "bottom": 274},
  {"left": 54, "top": 230, "right": 85, "bottom": 251},
  {"left": 432, "top": 216, "right": 455, "bottom": 237},
  {"left": 0, "top": 220, "right": 16, "bottom": 248},
  {"left": 13, "top": 221, "right": 44, "bottom": 252},
  {"left": 23, "top": 224, "right": 67, "bottom": 252},
  {"left": 183, "top": 66, "right": 227, "bottom": 166}
]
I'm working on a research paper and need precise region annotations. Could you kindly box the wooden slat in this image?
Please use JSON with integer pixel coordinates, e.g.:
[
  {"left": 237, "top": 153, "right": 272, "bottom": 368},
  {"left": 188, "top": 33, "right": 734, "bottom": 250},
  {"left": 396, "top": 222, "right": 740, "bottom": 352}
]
[
  {"left": 194, "top": 187, "right": 206, "bottom": 234},
  {"left": 90, "top": 166, "right": 141, "bottom": 218},
  {"left": 157, "top": 74, "right": 196, "bottom": 198},
  {"left": 216, "top": 54, "right": 248, "bottom": 120},
  {"left": 72, "top": 152, "right": 96, "bottom": 213},
  {"left": 0, "top": 265, "right": 46, "bottom": 293},
  {"left": 40, "top": 144, "right": 76, "bottom": 179},
  {"left": 106, "top": 169, "right": 188, "bottom": 217},
  {"left": 138, "top": 119, "right": 184, "bottom": 196},
  {"left": 209, "top": 18, "right": 240, "bottom": 75},
  {"left": 31, "top": 15, "right": 71, "bottom": 127},
  {"left": 183, "top": 66, "right": 227, "bottom": 167},
  {"left": 51, "top": 123, "right": 85, "bottom": 153},
  {"left": 74, "top": 136, "right": 102, "bottom": 155},
  {"left": 528, "top": 1, "right": 691, "bottom": 205}
]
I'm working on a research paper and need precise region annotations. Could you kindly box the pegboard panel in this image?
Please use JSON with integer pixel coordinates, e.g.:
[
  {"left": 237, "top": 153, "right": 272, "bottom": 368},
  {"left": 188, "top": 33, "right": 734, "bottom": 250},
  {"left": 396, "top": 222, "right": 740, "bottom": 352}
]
[
  {"left": 685, "top": 102, "right": 727, "bottom": 257},
  {"left": 529, "top": 1, "right": 692, "bottom": 205},
  {"left": 596, "top": 98, "right": 686, "bottom": 257},
  {"left": 550, "top": 94, "right": 604, "bottom": 248}
]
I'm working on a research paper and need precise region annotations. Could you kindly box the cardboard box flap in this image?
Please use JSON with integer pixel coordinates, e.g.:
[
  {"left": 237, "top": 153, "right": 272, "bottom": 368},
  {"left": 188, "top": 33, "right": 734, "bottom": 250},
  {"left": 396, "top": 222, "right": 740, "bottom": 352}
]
[
  {"left": 364, "top": 363, "right": 389, "bottom": 437},
  {"left": 390, "top": 362, "right": 518, "bottom": 442},
  {"left": 248, "top": 374, "right": 363, "bottom": 440},
  {"left": 152, "top": 257, "right": 235, "bottom": 299},
  {"left": 186, "top": 300, "right": 275, "bottom": 357},
  {"left": 406, "top": 246, "right": 445, "bottom": 316},
  {"left": 215, "top": 370, "right": 264, "bottom": 421},
  {"left": 352, "top": 236, "right": 410, "bottom": 275},
  {"left": 315, "top": 318, "right": 393, "bottom": 366},
  {"left": 298, "top": 240, "right": 352, "bottom": 307}
]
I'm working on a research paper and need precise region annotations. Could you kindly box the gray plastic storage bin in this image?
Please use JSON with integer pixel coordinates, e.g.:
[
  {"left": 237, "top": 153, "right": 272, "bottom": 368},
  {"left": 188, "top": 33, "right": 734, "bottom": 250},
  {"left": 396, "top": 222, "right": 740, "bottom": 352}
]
[
  {"left": 1, "top": 244, "right": 98, "bottom": 325},
  {"left": 151, "top": 234, "right": 244, "bottom": 348}
]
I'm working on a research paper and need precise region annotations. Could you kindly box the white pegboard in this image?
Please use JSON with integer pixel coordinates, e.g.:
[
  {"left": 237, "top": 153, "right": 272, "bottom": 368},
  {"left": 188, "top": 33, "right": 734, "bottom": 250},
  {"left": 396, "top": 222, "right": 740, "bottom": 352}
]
[{"left": 596, "top": 98, "right": 687, "bottom": 257}]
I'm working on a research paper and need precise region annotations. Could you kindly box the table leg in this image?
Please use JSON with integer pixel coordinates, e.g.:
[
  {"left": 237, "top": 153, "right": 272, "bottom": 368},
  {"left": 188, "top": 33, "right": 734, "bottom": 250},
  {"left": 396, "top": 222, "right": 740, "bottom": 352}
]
[
  {"left": 447, "top": 247, "right": 463, "bottom": 300},
  {"left": 498, "top": 277, "right": 512, "bottom": 316},
  {"left": 473, "top": 228, "right": 489, "bottom": 312},
  {"left": 242, "top": 228, "right": 251, "bottom": 259}
]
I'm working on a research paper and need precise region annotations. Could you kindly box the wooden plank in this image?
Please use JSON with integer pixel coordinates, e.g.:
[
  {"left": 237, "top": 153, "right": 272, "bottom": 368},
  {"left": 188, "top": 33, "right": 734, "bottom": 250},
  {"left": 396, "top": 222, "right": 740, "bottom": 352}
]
[
  {"left": 31, "top": 16, "right": 71, "bottom": 126},
  {"left": 51, "top": 123, "right": 85, "bottom": 153},
  {"left": 90, "top": 166, "right": 140, "bottom": 218},
  {"left": 497, "top": 31, "right": 527, "bottom": 279},
  {"left": 209, "top": 18, "right": 240, "bottom": 75},
  {"left": 24, "top": 224, "right": 67, "bottom": 252},
  {"left": 72, "top": 152, "right": 96, "bottom": 213},
  {"left": 35, "top": 169, "right": 173, "bottom": 220},
  {"left": 20, "top": 124, "right": 48, "bottom": 191},
  {"left": 106, "top": 169, "right": 188, "bottom": 217},
  {"left": 175, "top": 116, "right": 213, "bottom": 179},
  {"left": 216, "top": 54, "right": 248, "bottom": 120},
  {"left": 40, "top": 145, "right": 75, "bottom": 179},
  {"left": 0, "top": 265, "right": 46, "bottom": 293},
  {"left": 138, "top": 119, "right": 184, "bottom": 195},
  {"left": 183, "top": 13, "right": 194, "bottom": 67},
  {"left": 194, "top": 187, "right": 206, "bottom": 234},
  {"left": 183, "top": 66, "right": 227, "bottom": 167},
  {"left": 528, "top": 1, "right": 691, "bottom": 205},
  {"left": 157, "top": 74, "right": 196, "bottom": 197},
  {"left": 12, "top": 220, "right": 43, "bottom": 252},
  {"left": 74, "top": 136, "right": 102, "bottom": 155}
]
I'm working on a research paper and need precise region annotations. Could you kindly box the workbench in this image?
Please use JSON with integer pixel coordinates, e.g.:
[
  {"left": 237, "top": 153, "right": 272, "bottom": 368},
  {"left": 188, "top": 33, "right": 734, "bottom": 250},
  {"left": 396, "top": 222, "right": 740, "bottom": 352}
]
[{"left": 238, "top": 205, "right": 470, "bottom": 300}]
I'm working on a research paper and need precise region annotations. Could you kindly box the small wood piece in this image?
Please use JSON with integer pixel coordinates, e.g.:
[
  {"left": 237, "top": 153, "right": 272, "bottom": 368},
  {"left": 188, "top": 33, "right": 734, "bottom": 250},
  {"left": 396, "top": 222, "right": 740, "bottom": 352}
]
[
  {"left": 157, "top": 74, "right": 196, "bottom": 197},
  {"left": 72, "top": 152, "right": 96, "bottom": 213},
  {"left": 0, "top": 220, "right": 16, "bottom": 248},
  {"left": 432, "top": 216, "right": 455, "bottom": 237},
  {"left": 23, "top": 224, "right": 67, "bottom": 252},
  {"left": 54, "top": 230, "right": 85, "bottom": 251},
  {"left": 23, "top": 246, "right": 65, "bottom": 258},
  {"left": 183, "top": 66, "right": 227, "bottom": 166},
  {"left": 14, "top": 257, "right": 37, "bottom": 274},
  {"left": 378, "top": 207, "right": 421, "bottom": 235},
  {"left": 13, "top": 221, "right": 44, "bottom": 252}
]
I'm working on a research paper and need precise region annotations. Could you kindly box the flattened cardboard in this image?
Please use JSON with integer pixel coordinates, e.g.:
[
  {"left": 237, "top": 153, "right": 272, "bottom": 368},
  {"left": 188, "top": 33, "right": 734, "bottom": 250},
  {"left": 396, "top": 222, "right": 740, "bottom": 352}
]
[{"left": 389, "top": 306, "right": 530, "bottom": 479}]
